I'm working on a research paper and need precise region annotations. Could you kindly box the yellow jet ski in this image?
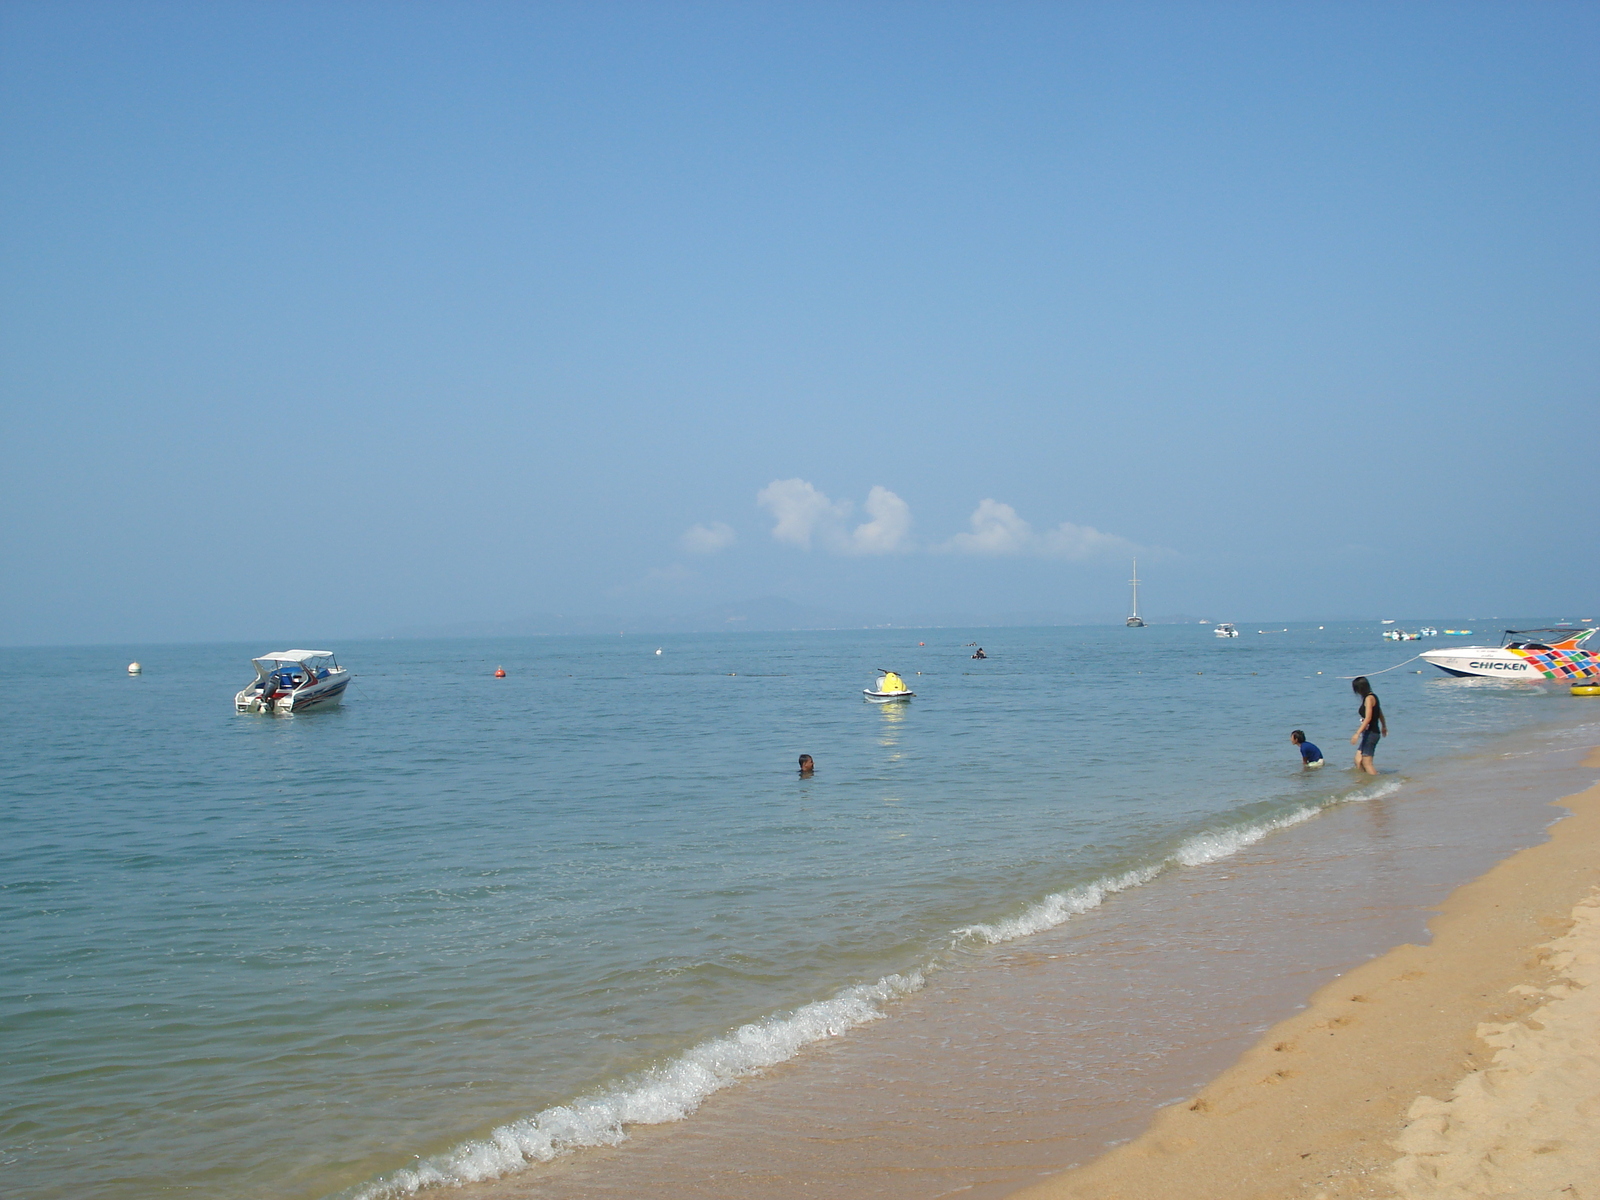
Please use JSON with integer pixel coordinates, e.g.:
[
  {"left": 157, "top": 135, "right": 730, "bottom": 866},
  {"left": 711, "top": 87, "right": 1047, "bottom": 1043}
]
[{"left": 864, "top": 670, "right": 914, "bottom": 702}]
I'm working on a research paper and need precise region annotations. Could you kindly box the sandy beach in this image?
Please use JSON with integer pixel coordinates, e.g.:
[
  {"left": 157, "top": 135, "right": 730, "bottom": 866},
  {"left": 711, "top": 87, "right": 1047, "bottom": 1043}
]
[{"left": 1012, "top": 747, "right": 1600, "bottom": 1200}]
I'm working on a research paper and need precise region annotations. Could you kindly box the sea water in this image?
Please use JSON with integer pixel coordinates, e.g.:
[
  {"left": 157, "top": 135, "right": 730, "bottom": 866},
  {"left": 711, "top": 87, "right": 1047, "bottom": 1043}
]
[{"left": 2, "top": 623, "right": 1595, "bottom": 1200}]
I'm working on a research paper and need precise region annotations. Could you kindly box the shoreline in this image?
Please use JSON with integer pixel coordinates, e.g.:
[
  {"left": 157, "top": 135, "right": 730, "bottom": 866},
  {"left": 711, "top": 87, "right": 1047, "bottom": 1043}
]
[
  {"left": 1010, "top": 747, "right": 1600, "bottom": 1200},
  {"left": 461, "top": 727, "right": 1600, "bottom": 1200}
]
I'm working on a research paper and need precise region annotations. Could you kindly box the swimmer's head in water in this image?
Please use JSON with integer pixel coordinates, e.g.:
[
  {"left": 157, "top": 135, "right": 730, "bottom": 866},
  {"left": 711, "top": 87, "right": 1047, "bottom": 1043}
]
[
  {"left": 1290, "top": 730, "right": 1306, "bottom": 744},
  {"left": 798, "top": 754, "right": 814, "bottom": 773}
]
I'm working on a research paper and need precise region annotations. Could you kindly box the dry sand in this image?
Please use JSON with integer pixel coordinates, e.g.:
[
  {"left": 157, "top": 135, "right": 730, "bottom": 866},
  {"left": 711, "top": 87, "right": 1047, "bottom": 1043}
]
[{"left": 1010, "top": 748, "right": 1600, "bottom": 1200}]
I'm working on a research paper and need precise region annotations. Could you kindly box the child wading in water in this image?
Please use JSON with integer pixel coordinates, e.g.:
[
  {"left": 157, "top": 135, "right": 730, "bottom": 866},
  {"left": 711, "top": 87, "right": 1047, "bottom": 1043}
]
[
  {"left": 1290, "top": 730, "right": 1324, "bottom": 768},
  {"left": 1350, "top": 676, "right": 1387, "bottom": 775}
]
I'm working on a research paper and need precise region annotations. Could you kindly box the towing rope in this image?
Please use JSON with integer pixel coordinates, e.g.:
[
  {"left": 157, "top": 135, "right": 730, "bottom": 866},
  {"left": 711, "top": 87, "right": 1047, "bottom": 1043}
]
[{"left": 1341, "top": 653, "right": 1424, "bottom": 680}]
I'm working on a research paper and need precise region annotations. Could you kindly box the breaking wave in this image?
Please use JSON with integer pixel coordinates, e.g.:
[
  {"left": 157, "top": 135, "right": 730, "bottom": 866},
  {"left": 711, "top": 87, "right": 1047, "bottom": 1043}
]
[
  {"left": 960, "top": 778, "right": 1405, "bottom": 945},
  {"left": 348, "top": 972, "right": 923, "bottom": 1199},
  {"left": 1172, "top": 806, "right": 1321, "bottom": 866},
  {"left": 956, "top": 866, "right": 1161, "bottom": 944}
]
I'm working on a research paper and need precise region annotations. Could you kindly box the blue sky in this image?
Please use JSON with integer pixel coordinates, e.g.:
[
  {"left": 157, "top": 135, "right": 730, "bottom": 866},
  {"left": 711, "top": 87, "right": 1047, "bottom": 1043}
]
[{"left": 2, "top": 1, "right": 1595, "bottom": 644}]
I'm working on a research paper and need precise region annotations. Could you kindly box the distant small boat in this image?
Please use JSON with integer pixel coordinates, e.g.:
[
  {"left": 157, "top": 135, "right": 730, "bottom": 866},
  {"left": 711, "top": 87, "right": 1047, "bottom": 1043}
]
[
  {"left": 1213, "top": 623, "right": 1239, "bottom": 638},
  {"left": 1125, "top": 558, "right": 1146, "bottom": 628},
  {"left": 864, "top": 670, "right": 914, "bottom": 702},
  {"left": 1418, "top": 628, "right": 1438, "bottom": 637}
]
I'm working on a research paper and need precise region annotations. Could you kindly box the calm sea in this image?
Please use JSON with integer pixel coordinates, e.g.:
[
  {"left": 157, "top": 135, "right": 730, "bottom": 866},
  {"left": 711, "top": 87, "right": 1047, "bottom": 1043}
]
[{"left": 2, "top": 622, "right": 1594, "bottom": 1199}]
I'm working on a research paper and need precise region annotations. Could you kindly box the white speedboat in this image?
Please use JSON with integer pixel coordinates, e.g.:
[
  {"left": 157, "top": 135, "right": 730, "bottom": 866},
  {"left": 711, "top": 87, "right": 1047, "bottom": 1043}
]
[
  {"left": 864, "top": 670, "right": 914, "bottom": 702},
  {"left": 1421, "top": 628, "right": 1599, "bottom": 681},
  {"left": 1213, "top": 623, "right": 1239, "bottom": 638},
  {"left": 235, "top": 650, "right": 350, "bottom": 713}
]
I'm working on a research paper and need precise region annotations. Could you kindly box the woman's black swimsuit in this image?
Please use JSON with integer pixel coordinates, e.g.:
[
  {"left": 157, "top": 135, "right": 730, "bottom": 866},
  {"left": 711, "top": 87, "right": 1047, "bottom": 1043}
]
[{"left": 1357, "top": 694, "right": 1383, "bottom": 754}]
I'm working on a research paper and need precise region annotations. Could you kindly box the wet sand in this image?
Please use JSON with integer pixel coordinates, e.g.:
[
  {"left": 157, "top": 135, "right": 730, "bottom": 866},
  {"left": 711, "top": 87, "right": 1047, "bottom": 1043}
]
[{"left": 1013, "top": 746, "right": 1600, "bottom": 1200}]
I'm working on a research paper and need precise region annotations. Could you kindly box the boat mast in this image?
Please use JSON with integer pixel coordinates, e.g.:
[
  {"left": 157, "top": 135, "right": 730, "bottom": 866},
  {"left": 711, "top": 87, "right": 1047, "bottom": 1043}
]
[{"left": 1126, "top": 558, "right": 1146, "bottom": 626}]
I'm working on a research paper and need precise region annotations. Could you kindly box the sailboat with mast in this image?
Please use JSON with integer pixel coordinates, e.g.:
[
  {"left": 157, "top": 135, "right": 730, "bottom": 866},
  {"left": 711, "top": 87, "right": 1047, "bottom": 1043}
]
[{"left": 1126, "top": 558, "right": 1146, "bottom": 628}]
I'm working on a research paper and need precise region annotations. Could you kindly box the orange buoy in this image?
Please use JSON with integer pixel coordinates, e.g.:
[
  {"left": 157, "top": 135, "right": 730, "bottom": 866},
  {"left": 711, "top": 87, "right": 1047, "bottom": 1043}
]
[{"left": 494, "top": 667, "right": 506, "bottom": 678}]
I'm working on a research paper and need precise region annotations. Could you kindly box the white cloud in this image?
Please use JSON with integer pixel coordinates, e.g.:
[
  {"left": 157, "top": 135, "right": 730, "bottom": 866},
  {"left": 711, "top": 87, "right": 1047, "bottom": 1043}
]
[
  {"left": 941, "top": 499, "right": 1132, "bottom": 559},
  {"left": 754, "top": 483, "right": 1132, "bottom": 561},
  {"left": 757, "top": 478, "right": 850, "bottom": 549},
  {"left": 757, "top": 479, "right": 913, "bottom": 555},
  {"left": 842, "top": 486, "right": 913, "bottom": 555},
  {"left": 942, "top": 498, "right": 1033, "bottom": 555},
  {"left": 680, "top": 521, "right": 737, "bottom": 554}
]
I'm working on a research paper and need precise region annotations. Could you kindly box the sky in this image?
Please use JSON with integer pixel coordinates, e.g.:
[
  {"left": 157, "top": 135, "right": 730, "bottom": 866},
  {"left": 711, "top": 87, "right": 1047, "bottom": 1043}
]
[{"left": 2, "top": 1, "right": 1595, "bottom": 644}]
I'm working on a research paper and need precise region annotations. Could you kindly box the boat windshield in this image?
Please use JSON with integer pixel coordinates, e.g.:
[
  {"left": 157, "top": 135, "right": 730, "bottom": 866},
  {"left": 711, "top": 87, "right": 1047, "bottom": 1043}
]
[
  {"left": 252, "top": 651, "right": 339, "bottom": 678},
  {"left": 1500, "top": 628, "right": 1593, "bottom": 650}
]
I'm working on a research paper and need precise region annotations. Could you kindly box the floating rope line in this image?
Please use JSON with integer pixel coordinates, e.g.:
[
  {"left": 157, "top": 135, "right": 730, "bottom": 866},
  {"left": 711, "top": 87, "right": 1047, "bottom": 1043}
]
[{"left": 1341, "top": 653, "right": 1424, "bottom": 680}]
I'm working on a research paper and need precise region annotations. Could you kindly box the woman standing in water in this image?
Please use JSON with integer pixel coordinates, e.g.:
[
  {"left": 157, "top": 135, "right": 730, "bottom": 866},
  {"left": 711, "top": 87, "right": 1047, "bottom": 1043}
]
[{"left": 1350, "top": 676, "right": 1387, "bottom": 774}]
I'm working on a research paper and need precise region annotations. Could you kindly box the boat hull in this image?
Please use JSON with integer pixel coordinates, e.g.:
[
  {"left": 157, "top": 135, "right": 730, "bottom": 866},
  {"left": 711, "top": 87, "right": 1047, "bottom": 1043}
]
[
  {"left": 289, "top": 677, "right": 349, "bottom": 711},
  {"left": 1421, "top": 647, "right": 1600, "bottom": 681},
  {"left": 236, "top": 673, "right": 350, "bottom": 713},
  {"left": 864, "top": 690, "right": 914, "bottom": 702}
]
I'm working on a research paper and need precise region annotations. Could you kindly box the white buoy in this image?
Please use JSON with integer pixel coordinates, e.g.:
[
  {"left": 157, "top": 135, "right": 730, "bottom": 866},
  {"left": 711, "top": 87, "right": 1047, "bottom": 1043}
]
[
  {"left": 127, "top": 662, "right": 142, "bottom": 675},
  {"left": 655, "top": 648, "right": 663, "bottom": 655}
]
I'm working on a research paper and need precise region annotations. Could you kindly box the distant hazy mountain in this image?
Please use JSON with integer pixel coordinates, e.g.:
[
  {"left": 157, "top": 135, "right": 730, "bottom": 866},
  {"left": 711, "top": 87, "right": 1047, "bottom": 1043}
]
[
  {"left": 380, "top": 612, "right": 628, "bottom": 639},
  {"left": 382, "top": 597, "right": 885, "bottom": 639},
  {"left": 649, "top": 597, "right": 888, "bottom": 632},
  {"left": 380, "top": 596, "right": 1179, "bottom": 640}
]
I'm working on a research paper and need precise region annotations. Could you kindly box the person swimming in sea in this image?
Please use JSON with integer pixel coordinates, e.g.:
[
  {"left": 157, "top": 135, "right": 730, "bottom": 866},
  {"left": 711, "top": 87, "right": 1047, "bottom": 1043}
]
[
  {"left": 1290, "top": 730, "right": 1324, "bottom": 768},
  {"left": 798, "top": 754, "right": 814, "bottom": 777},
  {"left": 971, "top": 647, "right": 987, "bottom": 659}
]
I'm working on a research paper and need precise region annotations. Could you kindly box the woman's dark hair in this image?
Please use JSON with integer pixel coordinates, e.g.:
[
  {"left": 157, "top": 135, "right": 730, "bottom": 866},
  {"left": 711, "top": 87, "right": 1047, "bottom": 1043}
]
[{"left": 1351, "top": 676, "right": 1371, "bottom": 696}]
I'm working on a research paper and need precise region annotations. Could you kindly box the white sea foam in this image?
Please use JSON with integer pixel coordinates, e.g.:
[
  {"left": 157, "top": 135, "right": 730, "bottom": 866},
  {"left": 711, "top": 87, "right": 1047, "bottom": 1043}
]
[
  {"left": 1174, "top": 780, "right": 1403, "bottom": 865},
  {"left": 960, "top": 780, "right": 1407, "bottom": 943},
  {"left": 1354, "top": 779, "right": 1405, "bottom": 802},
  {"left": 349, "top": 971, "right": 923, "bottom": 1198},
  {"left": 956, "top": 867, "right": 1161, "bottom": 944},
  {"left": 1171, "top": 806, "right": 1321, "bottom": 865}
]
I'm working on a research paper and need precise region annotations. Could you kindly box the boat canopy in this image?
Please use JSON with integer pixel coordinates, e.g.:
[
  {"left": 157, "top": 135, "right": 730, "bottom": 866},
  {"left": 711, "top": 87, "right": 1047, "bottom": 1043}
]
[
  {"left": 1501, "top": 628, "right": 1594, "bottom": 650},
  {"left": 251, "top": 651, "right": 338, "bottom": 676}
]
